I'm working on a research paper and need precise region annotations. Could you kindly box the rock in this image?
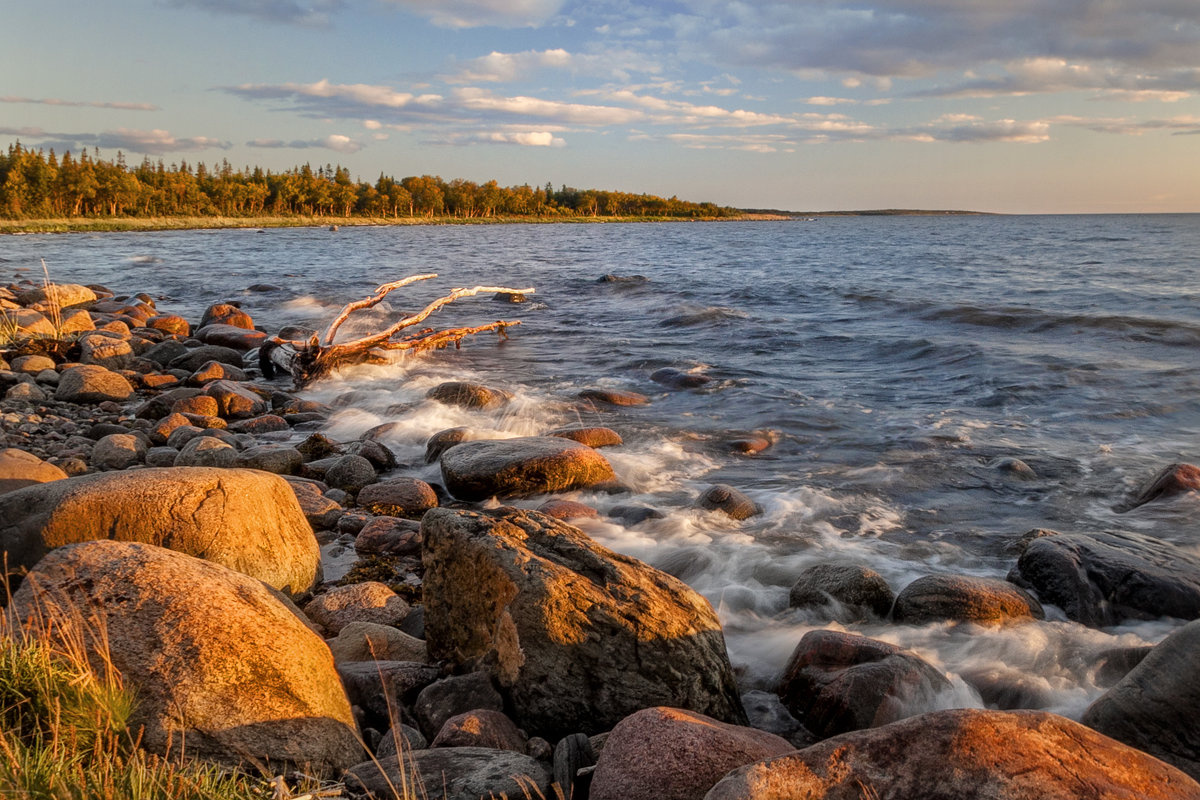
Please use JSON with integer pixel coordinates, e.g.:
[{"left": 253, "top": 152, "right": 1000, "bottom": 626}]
[
  {"left": 356, "top": 516, "right": 422, "bottom": 556},
  {"left": 789, "top": 562, "right": 895, "bottom": 619},
  {"left": 590, "top": 707, "right": 793, "bottom": 800},
  {"left": 90, "top": 433, "right": 147, "bottom": 471},
  {"left": 1117, "top": 462, "right": 1200, "bottom": 511},
  {"left": 323, "top": 454, "right": 378, "bottom": 493},
  {"left": 440, "top": 437, "right": 617, "bottom": 501},
  {"left": 199, "top": 302, "right": 254, "bottom": 330},
  {"left": 145, "top": 314, "right": 190, "bottom": 336},
  {"left": 651, "top": 367, "right": 712, "bottom": 389},
  {"left": 357, "top": 478, "right": 438, "bottom": 519},
  {"left": 424, "top": 426, "right": 478, "bottom": 463},
  {"left": 142, "top": 338, "right": 191, "bottom": 366},
  {"left": 741, "top": 690, "right": 814, "bottom": 748},
  {"left": 705, "top": 708, "right": 1200, "bottom": 800},
  {"left": 287, "top": 478, "right": 344, "bottom": 530},
  {"left": 431, "top": 710, "right": 528, "bottom": 752},
  {"left": 577, "top": 388, "right": 650, "bottom": 406},
  {"left": 1083, "top": 618, "right": 1200, "bottom": 780},
  {"left": 1008, "top": 529, "right": 1200, "bottom": 626},
  {"left": 415, "top": 673, "right": 506, "bottom": 741},
  {"left": 228, "top": 414, "right": 290, "bottom": 435},
  {"left": 342, "top": 438, "right": 398, "bottom": 471},
  {"left": 173, "top": 393, "right": 221, "bottom": 417},
  {"left": 328, "top": 621, "right": 428, "bottom": 664},
  {"left": 547, "top": 426, "right": 623, "bottom": 448},
  {"left": 173, "top": 435, "right": 238, "bottom": 468},
  {"left": 5, "top": 382, "right": 45, "bottom": 402},
  {"left": 377, "top": 724, "right": 427, "bottom": 758},
  {"left": 776, "top": 629, "right": 952, "bottom": 739},
  {"left": 17, "top": 282, "right": 96, "bottom": 309},
  {"left": 55, "top": 364, "right": 134, "bottom": 402},
  {"left": 608, "top": 504, "right": 667, "bottom": 524},
  {"left": 303, "top": 581, "right": 410, "bottom": 636},
  {"left": 236, "top": 443, "right": 303, "bottom": 474},
  {"left": 892, "top": 574, "right": 1043, "bottom": 625},
  {"left": 697, "top": 484, "right": 762, "bottom": 520},
  {"left": 168, "top": 345, "right": 243, "bottom": 373},
  {"left": 57, "top": 308, "right": 95, "bottom": 334},
  {"left": 422, "top": 507, "right": 747, "bottom": 739},
  {"left": 12, "top": 540, "right": 362, "bottom": 771},
  {"left": 337, "top": 660, "right": 441, "bottom": 725},
  {"left": 960, "top": 665, "right": 1055, "bottom": 710},
  {"left": 426, "top": 381, "right": 511, "bottom": 409},
  {"left": 0, "top": 467, "right": 320, "bottom": 596},
  {"left": 78, "top": 333, "right": 134, "bottom": 370},
  {"left": 9, "top": 355, "right": 55, "bottom": 374},
  {"left": 297, "top": 432, "right": 342, "bottom": 461},
  {"left": 195, "top": 323, "right": 267, "bottom": 351},
  {"left": 536, "top": 499, "right": 600, "bottom": 520},
  {"left": 0, "top": 308, "right": 54, "bottom": 337},
  {"left": 188, "top": 359, "right": 247, "bottom": 386},
  {"left": 347, "top": 747, "right": 551, "bottom": 800},
  {"left": 990, "top": 456, "right": 1038, "bottom": 479},
  {"left": 205, "top": 379, "right": 269, "bottom": 419},
  {"left": 729, "top": 435, "right": 773, "bottom": 455},
  {"left": 0, "top": 448, "right": 67, "bottom": 494},
  {"left": 145, "top": 446, "right": 179, "bottom": 467},
  {"left": 1094, "top": 646, "right": 1153, "bottom": 687}
]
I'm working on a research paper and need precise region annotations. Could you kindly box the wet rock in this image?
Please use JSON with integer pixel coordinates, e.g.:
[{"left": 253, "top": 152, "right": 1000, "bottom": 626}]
[
  {"left": 236, "top": 443, "right": 303, "bottom": 475},
  {"left": 577, "top": 388, "right": 650, "bottom": 406},
  {"left": 536, "top": 498, "right": 600, "bottom": 520},
  {"left": 204, "top": 379, "right": 269, "bottom": 419},
  {"left": 342, "top": 438, "right": 397, "bottom": 471},
  {"left": 697, "top": 483, "right": 762, "bottom": 520},
  {"left": 1008, "top": 529, "right": 1200, "bottom": 626},
  {"left": 1094, "top": 646, "right": 1153, "bottom": 687},
  {"left": 547, "top": 425, "right": 623, "bottom": 447},
  {"left": 347, "top": 747, "right": 551, "bottom": 800},
  {"left": 145, "top": 314, "right": 190, "bottom": 336},
  {"left": 706, "top": 708, "right": 1200, "bottom": 800},
  {"left": 608, "top": 504, "right": 667, "bottom": 524},
  {"left": 424, "top": 426, "right": 477, "bottom": 463},
  {"left": 422, "top": 506, "right": 747, "bottom": 739},
  {"left": 168, "top": 344, "right": 243, "bottom": 373},
  {"left": 195, "top": 323, "right": 266, "bottom": 351},
  {"left": 142, "top": 338, "right": 191, "bottom": 366},
  {"left": 989, "top": 456, "right": 1038, "bottom": 479},
  {"left": 729, "top": 434, "right": 773, "bottom": 455},
  {"left": 1117, "top": 462, "right": 1200, "bottom": 511},
  {"left": 597, "top": 274, "right": 648, "bottom": 283},
  {"left": 199, "top": 302, "right": 254, "bottom": 330},
  {"left": 55, "top": 364, "right": 134, "bottom": 403},
  {"left": 357, "top": 478, "right": 438, "bottom": 519},
  {"left": 441, "top": 436, "right": 617, "bottom": 501},
  {"left": 172, "top": 394, "right": 221, "bottom": 417},
  {"left": 228, "top": 413, "right": 290, "bottom": 435},
  {"left": 304, "top": 581, "right": 410, "bottom": 636},
  {"left": 355, "top": 516, "right": 422, "bottom": 556},
  {"left": 1084, "top": 618, "right": 1200, "bottom": 780},
  {"left": 741, "top": 690, "right": 815, "bottom": 748},
  {"left": 892, "top": 574, "right": 1043, "bottom": 626},
  {"left": 0, "top": 467, "right": 321, "bottom": 596},
  {"left": 590, "top": 707, "right": 793, "bottom": 800},
  {"left": 426, "top": 381, "right": 511, "bottom": 409},
  {"left": 788, "top": 562, "right": 895, "bottom": 619},
  {"left": 328, "top": 621, "right": 428, "bottom": 664},
  {"left": 777, "top": 629, "right": 953, "bottom": 739},
  {"left": 297, "top": 432, "right": 342, "bottom": 461},
  {"left": 432, "top": 709, "right": 528, "bottom": 752},
  {"left": 12, "top": 540, "right": 362, "bottom": 771},
  {"left": 323, "top": 454, "right": 378, "bottom": 493},
  {"left": 0, "top": 448, "right": 67, "bottom": 494},
  {"left": 91, "top": 432, "right": 147, "bottom": 470},
  {"left": 651, "top": 367, "right": 712, "bottom": 389},
  {"left": 960, "top": 665, "right": 1054, "bottom": 710},
  {"left": 173, "top": 435, "right": 238, "bottom": 467},
  {"left": 414, "top": 673, "right": 506, "bottom": 742}
]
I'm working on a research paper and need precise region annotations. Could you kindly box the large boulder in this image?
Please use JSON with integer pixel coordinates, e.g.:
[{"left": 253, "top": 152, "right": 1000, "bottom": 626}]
[
  {"left": 0, "top": 448, "right": 67, "bottom": 494},
  {"left": 54, "top": 364, "right": 134, "bottom": 403},
  {"left": 892, "top": 574, "right": 1043, "bottom": 625},
  {"left": 1008, "top": 529, "right": 1200, "bottom": 626},
  {"left": 440, "top": 437, "right": 617, "bottom": 501},
  {"left": 11, "top": 540, "right": 363, "bottom": 771},
  {"left": 590, "top": 707, "right": 793, "bottom": 800},
  {"left": 777, "top": 629, "right": 953, "bottom": 739},
  {"left": 0, "top": 467, "right": 320, "bottom": 596},
  {"left": 421, "top": 507, "right": 747, "bottom": 739},
  {"left": 705, "top": 708, "right": 1200, "bottom": 800},
  {"left": 1083, "top": 618, "right": 1200, "bottom": 780}
]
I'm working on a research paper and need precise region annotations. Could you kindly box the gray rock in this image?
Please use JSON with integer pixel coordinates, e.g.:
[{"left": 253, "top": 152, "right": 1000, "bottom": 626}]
[
  {"left": 91, "top": 433, "right": 147, "bottom": 471},
  {"left": 347, "top": 747, "right": 551, "bottom": 800},
  {"left": 789, "top": 562, "right": 895, "bottom": 619},
  {"left": 323, "top": 454, "right": 378, "bottom": 493}
]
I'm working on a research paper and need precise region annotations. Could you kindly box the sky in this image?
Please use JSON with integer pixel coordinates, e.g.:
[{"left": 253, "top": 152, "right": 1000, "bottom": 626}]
[{"left": 3, "top": 0, "right": 1200, "bottom": 214}]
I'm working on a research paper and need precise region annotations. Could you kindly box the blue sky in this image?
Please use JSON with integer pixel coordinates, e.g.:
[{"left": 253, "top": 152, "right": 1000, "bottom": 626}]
[{"left": 4, "top": 0, "right": 1200, "bottom": 213}]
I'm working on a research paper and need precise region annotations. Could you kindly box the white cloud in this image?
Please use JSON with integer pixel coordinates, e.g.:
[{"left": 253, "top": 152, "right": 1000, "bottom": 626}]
[
  {"left": 0, "top": 96, "right": 158, "bottom": 111},
  {"left": 247, "top": 134, "right": 364, "bottom": 152},
  {"left": 446, "top": 49, "right": 573, "bottom": 83},
  {"left": 439, "top": 130, "right": 567, "bottom": 146}
]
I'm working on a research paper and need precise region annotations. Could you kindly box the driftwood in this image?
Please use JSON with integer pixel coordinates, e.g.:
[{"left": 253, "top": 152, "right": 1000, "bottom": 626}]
[{"left": 259, "top": 274, "right": 532, "bottom": 387}]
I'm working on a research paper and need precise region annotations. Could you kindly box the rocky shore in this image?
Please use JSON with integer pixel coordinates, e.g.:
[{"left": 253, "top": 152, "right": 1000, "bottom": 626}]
[{"left": 4, "top": 278, "right": 1200, "bottom": 799}]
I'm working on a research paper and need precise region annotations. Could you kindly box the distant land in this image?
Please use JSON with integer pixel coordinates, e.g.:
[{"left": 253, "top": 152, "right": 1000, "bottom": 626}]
[{"left": 739, "top": 208, "right": 993, "bottom": 217}]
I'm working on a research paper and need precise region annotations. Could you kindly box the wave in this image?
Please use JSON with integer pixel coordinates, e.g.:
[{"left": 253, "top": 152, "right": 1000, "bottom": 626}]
[{"left": 658, "top": 305, "right": 750, "bottom": 328}]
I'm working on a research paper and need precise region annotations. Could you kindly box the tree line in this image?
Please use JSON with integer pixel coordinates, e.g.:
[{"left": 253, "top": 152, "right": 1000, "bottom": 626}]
[{"left": 0, "top": 141, "right": 737, "bottom": 221}]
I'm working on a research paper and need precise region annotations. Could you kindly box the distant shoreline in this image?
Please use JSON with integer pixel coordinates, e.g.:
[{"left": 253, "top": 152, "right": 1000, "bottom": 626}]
[{"left": 0, "top": 210, "right": 993, "bottom": 235}]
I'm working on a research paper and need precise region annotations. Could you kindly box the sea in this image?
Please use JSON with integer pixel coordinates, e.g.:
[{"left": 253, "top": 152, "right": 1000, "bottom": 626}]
[{"left": 5, "top": 214, "right": 1200, "bottom": 719}]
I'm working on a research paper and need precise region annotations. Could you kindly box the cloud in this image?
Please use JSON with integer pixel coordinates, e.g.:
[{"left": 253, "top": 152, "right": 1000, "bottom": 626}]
[
  {"left": 163, "top": 0, "right": 345, "bottom": 26},
  {"left": 436, "top": 130, "right": 567, "bottom": 147},
  {"left": 910, "top": 58, "right": 1200, "bottom": 100},
  {"left": 0, "top": 127, "right": 230, "bottom": 155},
  {"left": 1052, "top": 114, "right": 1200, "bottom": 136},
  {"left": 379, "top": 0, "right": 565, "bottom": 28},
  {"left": 227, "top": 80, "right": 446, "bottom": 121},
  {"left": 248, "top": 134, "right": 364, "bottom": 152},
  {"left": 445, "top": 49, "right": 573, "bottom": 83},
  {"left": 0, "top": 96, "right": 158, "bottom": 111}
]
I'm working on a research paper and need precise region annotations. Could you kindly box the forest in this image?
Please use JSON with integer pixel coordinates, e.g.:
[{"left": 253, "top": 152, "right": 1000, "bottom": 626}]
[{"left": 0, "top": 141, "right": 737, "bottom": 221}]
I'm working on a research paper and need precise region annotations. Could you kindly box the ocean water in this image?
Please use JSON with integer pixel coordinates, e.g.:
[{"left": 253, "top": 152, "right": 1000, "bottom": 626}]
[{"left": 6, "top": 214, "right": 1200, "bottom": 718}]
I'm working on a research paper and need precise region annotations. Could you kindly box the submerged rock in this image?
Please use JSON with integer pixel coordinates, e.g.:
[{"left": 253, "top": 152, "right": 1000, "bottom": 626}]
[
  {"left": 788, "top": 562, "right": 895, "bottom": 619},
  {"left": 427, "top": 381, "right": 511, "bottom": 409},
  {"left": 697, "top": 483, "right": 762, "bottom": 520},
  {"left": 421, "top": 506, "right": 748, "bottom": 739},
  {"left": 892, "top": 573, "right": 1043, "bottom": 626},
  {"left": 440, "top": 436, "right": 617, "bottom": 501},
  {"left": 1116, "top": 462, "right": 1200, "bottom": 511}
]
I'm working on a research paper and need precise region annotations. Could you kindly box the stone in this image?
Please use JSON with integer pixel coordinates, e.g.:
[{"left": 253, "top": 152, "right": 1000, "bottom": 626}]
[
  {"left": 424, "top": 427, "right": 478, "bottom": 463},
  {"left": 0, "top": 448, "right": 67, "bottom": 494},
  {"left": 355, "top": 516, "right": 422, "bottom": 556},
  {"left": 1083, "top": 618, "right": 1200, "bottom": 780},
  {"left": 142, "top": 338, "right": 191, "bottom": 366},
  {"left": 228, "top": 414, "right": 290, "bottom": 435},
  {"left": 90, "top": 433, "right": 147, "bottom": 471},
  {"left": 705, "top": 708, "right": 1200, "bottom": 800},
  {"left": 5, "top": 382, "right": 45, "bottom": 402},
  {"left": 0, "top": 467, "right": 321, "bottom": 596},
  {"left": 590, "top": 707, "right": 794, "bottom": 800},
  {"left": 323, "top": 454, "right": 378, "bottom": 493},
  {"left": 145, "top": 314, "right": 190, "bottom": 336},
  {"left": 422, "top": 507, "right": 747, "bottom": 739},
  {"left": 205, "top": 379, "right": 269, "bottom": 419},
  {"left": 303, "top": 581, "right": 410, "bottom": 636},
  {"left": 892, "top": 574, "right": 1043, "bottom": 625},
  {"left": 287, "top": 478, "right": 344, "bottom": 530},
  {"left": 431, "top": 710, "right": 528, "bottom": 752},
  {"left": 536, "top": 499, "right": 600, "bottom": 520},
  {"left": 651, "top": 367, "right": 712, "bottom": 389},
  {"left": 188, "top": 359, "right": 247, "bottom": 386},
  {"left": 347, "top": 747, "right": 551, "bottom": 800},
  {"left": 414, "top": 673, "right": 506, "bottom": 742},
  {"left": 55, "top": 364, "right": 134, "bottom": 402},
  {"left": 173, "top": 435, "right": 238, "bottom": 468},
  {"left": 1008, "top": 529, "right": 1200, "bottom": 626},
  {"left": 546, "top": 426, "right": 623, "bottom": 447},
  {"left": 342, "top": 439, "right": 398, "bottom": 471},
  {"left": 426, "top": 381, "right": 511, "bottom": 409},
  {"left": 777, "top": 629, "right": 953, "bottom": 739},
  {"left": 741, "top": 690, "right": 814, "bottom": 748},
  {"left": 577, "top": 388, "right": 650, "bottom": 406},
  {"left": 195, "top": 323, "right": 267, "bottom": 351},
  {"left": 12, "top": 540, "right": 362, "bottom": 771},
  {"left": 1117, "top": 462, "right": 1200, "bottom": 511},
  {"left": 328, "top": 621, "right": 428, "bottom": 664},
  {"left": 788, "top": 562, "right": 895, "bottom": 619},
  {"left": 78, "top": 334, "right": 134, "bottom": 370},
  {"left": 0, "top": 308, "right": 54, "bottom": 337},
  {"left": 172, "top": 393, "right": 221, "bottom": 417},
  {"left": 57, "top": 308, "right": 95, "bottom": 334},
  {"left": 168, "top": 345, "right": 243, "bottom": 373},
  {"left": 17, "top": 282, "right": 96, "bottom": 309},
  {"left": 237, "top": 443, "right": 303, "bottom": 475},
  {"left": 377, "top": 724, "right": 427, "bottom": 758},
  {"left": 337, "top": 660, "right": 441, "bottom": 726},
  {"left": 697, "top": 484, "right": 762, "bottom": 520},
  {"left": 357, "top": 478, "right": 438, "bottom": 519},
  {"left": 199, "top": 302, "right": 254, "bottom": 330},
  {"left": 440, "top": 437, "right": 617, "bottom": 501},
  {"left": 9, "top": 355, "right": 55, "bottom": 374}
]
